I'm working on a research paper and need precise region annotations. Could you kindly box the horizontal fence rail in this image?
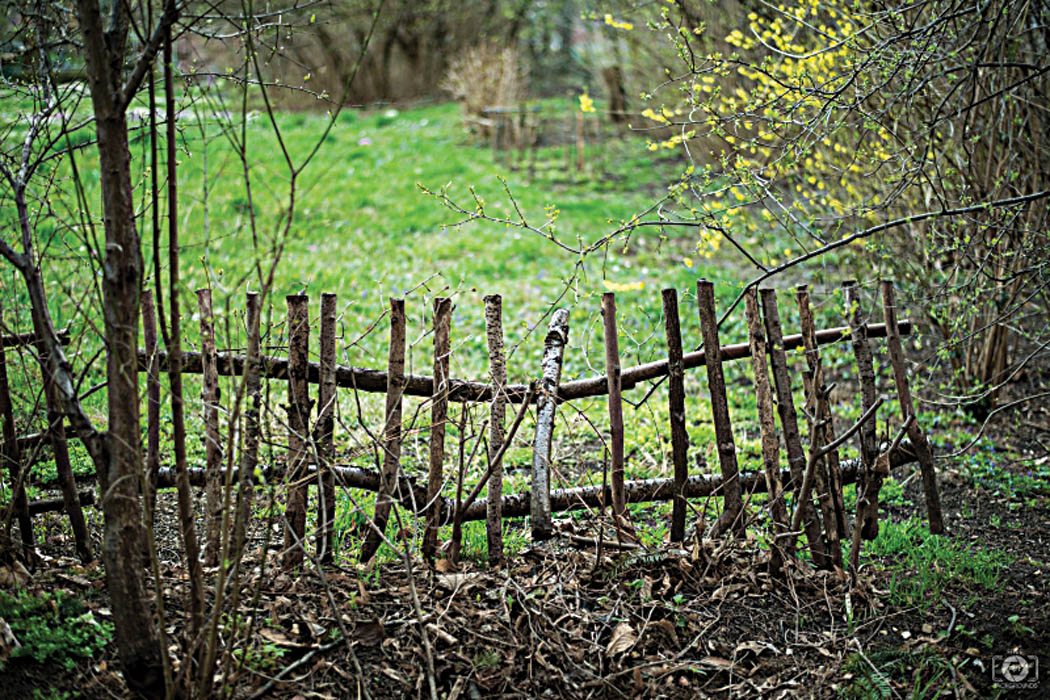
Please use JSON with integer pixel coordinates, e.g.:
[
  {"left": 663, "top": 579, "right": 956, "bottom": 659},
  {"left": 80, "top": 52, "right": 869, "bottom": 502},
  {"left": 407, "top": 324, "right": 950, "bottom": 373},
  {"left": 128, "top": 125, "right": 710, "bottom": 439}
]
[{"left": 134, "top": 320, "right": 911, "bottom": 404}]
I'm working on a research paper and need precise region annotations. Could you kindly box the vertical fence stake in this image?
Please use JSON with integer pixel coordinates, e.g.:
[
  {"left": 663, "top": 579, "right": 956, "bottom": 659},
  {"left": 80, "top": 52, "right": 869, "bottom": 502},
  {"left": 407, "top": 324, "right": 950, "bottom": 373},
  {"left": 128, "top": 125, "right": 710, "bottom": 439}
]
[
  {"left": 602, "top": 293, "right": 627, "bottom": 518},
  {"left": 880, "top": 280, "right": 944, "bottom": 534},
  {"left": 744, "top": 289, "right": 789, "bottom": 571},
  {"left": 661, "top": 289, "right": 689, "bottom": 543},
  {"left": 531, "top": 309, "right": 569, "bottom": 541},
  {"left": 197, "top": 288, "right": 223, "bottom": 567},
  {"left": 235, "top": 291, "right": 262, "bottom": 558},
  {"left": 696, "top": 280, "right": 744, "bottom": 538},
  {"left": 796, "top": 285, "right": 844, "bottom": 570},
  {"left": 141, "top": 289, "right": 161, "bottom": 523},
  {"left": 424, "top": 297, "right": 453, "bottom": 561},
  {"left": 361, "top": 298, "right": 407, "bottom": 562},
  {"left": 34, "top": 334, "right": 92, "bottom": 563},
  {"left": 844, "top": 281, "right": 882, "bottom": 541},
  {"left": 760, "top": 289, "right": 827, "bottom": 568},
  {"left": 0, "top": 302, "right": 33, "bottom": 557},
  {"left": 316, "top": 292, "right": 338, "bottom": 563},
  {"left": 282, "top": 294, "right": 311, "bottom": 569},
  {"left": 484, "top": 294, "right": 507, "bottom": 565}
]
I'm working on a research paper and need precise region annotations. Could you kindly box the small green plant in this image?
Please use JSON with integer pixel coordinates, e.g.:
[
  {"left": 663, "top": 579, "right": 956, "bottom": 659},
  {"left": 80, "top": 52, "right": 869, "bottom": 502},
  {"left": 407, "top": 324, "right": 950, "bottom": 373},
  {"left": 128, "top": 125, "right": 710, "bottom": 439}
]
[
  {"left": 0, "top": 589, "right": 113, "bottom": 670},
  {"left": 842, "top": 647, "right": 953, "bottom": 700}
]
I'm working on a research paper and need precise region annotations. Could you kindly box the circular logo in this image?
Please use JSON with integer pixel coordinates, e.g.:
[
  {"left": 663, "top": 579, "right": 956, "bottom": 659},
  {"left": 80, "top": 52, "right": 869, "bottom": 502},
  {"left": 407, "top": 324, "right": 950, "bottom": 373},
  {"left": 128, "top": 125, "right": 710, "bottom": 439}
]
[{"left": 1001, "top": 655, "right": 1031, "bottom": 683}]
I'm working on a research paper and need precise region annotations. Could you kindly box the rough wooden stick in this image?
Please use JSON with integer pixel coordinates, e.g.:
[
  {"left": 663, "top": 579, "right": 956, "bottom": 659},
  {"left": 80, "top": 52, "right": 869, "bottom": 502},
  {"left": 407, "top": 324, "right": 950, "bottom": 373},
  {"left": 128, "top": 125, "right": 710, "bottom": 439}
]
[
  {"left": 154, "top": 440, "right": 921, "bottom": 524},
  {"left": 662, "top": 289, "right": 689, "bottom": 543},
  {"left": 35, "top": 336, "right": 92, "bottom": 564},
  {"left": 136, "top": 321, "right": 910, "bottom": 405},
  {"left": 844, "top": 281, "right": 880, "bottom": 541},
  {"left": 744, "top": 289, "right": 788, "bottom": 571},
  {"left": 760, "top": 289, "right": 826, "bottom": 568},
  {"left": 697, "top": 280, "right": 744, "bottom": 538},
  {"left": 423, "top": 297, "right": 452, "bottom": 560},
  {"left": 881, "top": 280, "right": 944, "bottom": 535},
  {"left": 142, "top": 289, "right": 161, "bottom": 523},
  {"left": 198, "top": 288, "right": 223, "bottom": 567},
  {"left": 316, "top": 292, "right": 338, "bottom": 563},
  {"left": 361, "top": 298, "right": 407, "bottom": 562},
  {"left": 797, "top": 285, "right": 843, "bottom": 570},
  {"left": 484, "top": 294, "right": 507, "bottom": 565},
  {"left": 602, "top": 293, "right": 627, "bottom": 517},
  {"left": 282, "top": 294, "right": 311, "bottom": 570},
  {"left": 849, "top": 414, "right": 910, "bottom": 576},
  {"left": 0, "top": 303, "right": 33, "bottom": 555},
  {"left": 235, "top": 292, "right": 262, "bottom": 560},
  {"left": 1, "top": 327, "right": 70, "bottom": 348},
  {"left": 531, "top": 309, "right": 569, "bottom": 540}
]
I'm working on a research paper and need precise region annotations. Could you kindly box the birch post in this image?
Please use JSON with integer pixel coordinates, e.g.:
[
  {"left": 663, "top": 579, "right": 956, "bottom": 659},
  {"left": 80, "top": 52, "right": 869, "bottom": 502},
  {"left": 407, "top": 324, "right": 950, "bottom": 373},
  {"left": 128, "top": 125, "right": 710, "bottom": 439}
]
[
  {"left": 0, "top": 306, "right": 32, "bottom": 555},
  {"left": 796, "top": 285, "right": 844, "bottom": 570},
  {"left": 197, "top": 288, "right": 223, "bottom": 567},
  {"left": 141, "top": 289, "right": 161, "bottom": 522},
  {"left": 361, "top": 298, "right": 407, "bottom": 562},
  {"left": 744, "top": 289, "right": 789, "bottom": 569},
  {"left": 282, "top": 294, "right": 311, "bottom": 569},
  {"left": 661, "top": 289, "right": 689, "bottom": 543},
  {"left": 760, "top": 289, "right": 826, "bottom": 568},
  {"left": 531, "top": 309, "right": 569, "bottom": 540},
  {"left": 602, "top": 293, "right": 627, "bottom": 517},
  {"left": 881, "top": 281, "right": 944, "bottom": 534},
  {"left": 844, "top": 281, "right": 881, "bottom": 541},
  {"left": 423, "top": 297, "right": 453, "bottom": 560},
  {"left": 696, "top": 280, "right": 744, "bottom": 538},
  {"left": 316, "top": 293, "right": 338, "bottom": 562},
  {"left": 235, "top": 292, "right": 262, "bottom": 558},
  {"left": 484, "top": 294, "right": 507, "bottom": 565}
]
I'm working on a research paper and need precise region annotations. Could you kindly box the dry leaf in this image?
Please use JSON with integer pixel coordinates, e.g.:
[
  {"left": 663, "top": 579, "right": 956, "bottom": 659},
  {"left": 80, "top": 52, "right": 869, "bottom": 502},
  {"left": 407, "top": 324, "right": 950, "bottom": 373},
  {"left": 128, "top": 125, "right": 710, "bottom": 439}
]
[
  {"left": 606, "top": 622, "right": 636, "bottom": 657},
  {"left": 355, "top": 620, "right": 384, "bottom": 646},
  {"left": 698, "top": 656, "right": 735, "bottom": 670}
]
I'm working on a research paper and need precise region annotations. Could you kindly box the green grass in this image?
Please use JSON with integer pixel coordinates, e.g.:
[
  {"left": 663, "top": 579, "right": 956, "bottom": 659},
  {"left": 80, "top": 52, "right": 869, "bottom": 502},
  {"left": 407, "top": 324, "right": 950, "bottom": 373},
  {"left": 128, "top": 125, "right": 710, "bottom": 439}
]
[{"left": 862, "top": 518, "right": 1010, "bottom": 609}]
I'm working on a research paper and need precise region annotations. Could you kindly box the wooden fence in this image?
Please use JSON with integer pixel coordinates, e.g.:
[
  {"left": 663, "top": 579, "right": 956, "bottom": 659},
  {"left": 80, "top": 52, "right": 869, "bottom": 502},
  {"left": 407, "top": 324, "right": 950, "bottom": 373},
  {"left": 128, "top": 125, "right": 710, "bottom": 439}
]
[{"left": 1, "top": 279, "right": 944, "bottom": 575}]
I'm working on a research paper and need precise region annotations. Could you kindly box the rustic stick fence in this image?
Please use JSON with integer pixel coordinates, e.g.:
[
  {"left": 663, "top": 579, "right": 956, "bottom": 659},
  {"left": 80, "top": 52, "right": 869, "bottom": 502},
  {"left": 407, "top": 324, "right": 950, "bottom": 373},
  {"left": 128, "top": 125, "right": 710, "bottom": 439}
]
[{"left": 1, "top": 279, "right": 944, "bottom": 577}]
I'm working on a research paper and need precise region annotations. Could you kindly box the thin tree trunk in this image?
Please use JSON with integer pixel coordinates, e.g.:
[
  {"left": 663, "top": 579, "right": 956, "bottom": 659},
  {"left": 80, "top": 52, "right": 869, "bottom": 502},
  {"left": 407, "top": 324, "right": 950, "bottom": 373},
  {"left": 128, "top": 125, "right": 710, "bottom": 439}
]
[
  {"left": 234, "top": 292, "right": 262, "bottom": 561},
  {"left": 141, "top": 289, "right": 161, "bottom": 524},
  {"left": 844, "top": 281, "right": 881, "bottom": 541},
  {"left": 0, "top": 306, "right": 33, "bottom": 556}
]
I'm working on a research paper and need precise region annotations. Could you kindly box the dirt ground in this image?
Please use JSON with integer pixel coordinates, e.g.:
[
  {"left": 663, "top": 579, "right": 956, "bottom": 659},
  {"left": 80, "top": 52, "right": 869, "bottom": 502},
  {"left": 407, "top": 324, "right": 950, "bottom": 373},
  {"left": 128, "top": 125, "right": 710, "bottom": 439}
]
[{"left": 2, "top": 410, "right": 1048, "bottom": 699}]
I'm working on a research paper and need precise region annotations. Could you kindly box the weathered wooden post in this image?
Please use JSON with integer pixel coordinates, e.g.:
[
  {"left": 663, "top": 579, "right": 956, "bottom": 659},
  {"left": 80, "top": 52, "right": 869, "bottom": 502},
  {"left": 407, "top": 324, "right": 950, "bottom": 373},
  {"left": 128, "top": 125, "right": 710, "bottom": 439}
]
[
  {"left": 696, "top": 280, "right": 744, "bottom": 537},
  {"left": 235, "top": 291, "right": 262, "bottom": 558},
  {"left": 661, "top": 289, "right": 689, "bottom": 543},
  {"left": 531, "top": 309, "right": 569, "bottom": 540},
  {"left": 141, "top": 289, "right": 162, "bottom": 523},
  {"left": 880, "top": 280, "right": 944, "bottom": 534},
  {"left": 602, "top": 293, "right": 627, "bottom": 518},
  {"left": 744, "top": 288, "right": 789, "bottom": 571},
  {"left": 197, "top": 288, "right": 223, "bottom": 567},
  {"left": 796, "top": 285, "right": 845, "bottom": 570},
  {"left": 282, "top": 294, "right": 311, "bottom": 569},
  {"left": 0, "top": 301, "right": 33, "bottom": 556},
  {"left": 760, "top": 289, "right": 827, "bottom": 568},
  {"left": 316, "top": 292, "right": 338, "bottom": 563},
  {"left": 484, "top": 294, "right": 507, "bottom": 565},
  {"left": 844, "top": 281, "right": 881, "bottom": 541},
  {"left": 424, "top": 297, "right": 453, "bottom": 561},
  {"left": 361, "top": 298, "right": 407, "bottom": 562}
]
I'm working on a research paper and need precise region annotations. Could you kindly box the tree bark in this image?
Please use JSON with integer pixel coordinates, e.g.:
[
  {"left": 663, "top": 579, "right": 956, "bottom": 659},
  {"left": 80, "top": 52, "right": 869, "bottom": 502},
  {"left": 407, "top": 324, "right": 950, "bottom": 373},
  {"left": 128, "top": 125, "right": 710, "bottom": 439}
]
[
  {"left": 531, "top": 309, "right": 569, "bottom": 540},
  {"left": 423, "top": 298, "right": 452, "bottom": 560},
  {"left": 484, "top": 295, "right": 507, "bottom": 565},
  {"left": 661, "top": 289, "right": 689, "bottom": 543}
]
